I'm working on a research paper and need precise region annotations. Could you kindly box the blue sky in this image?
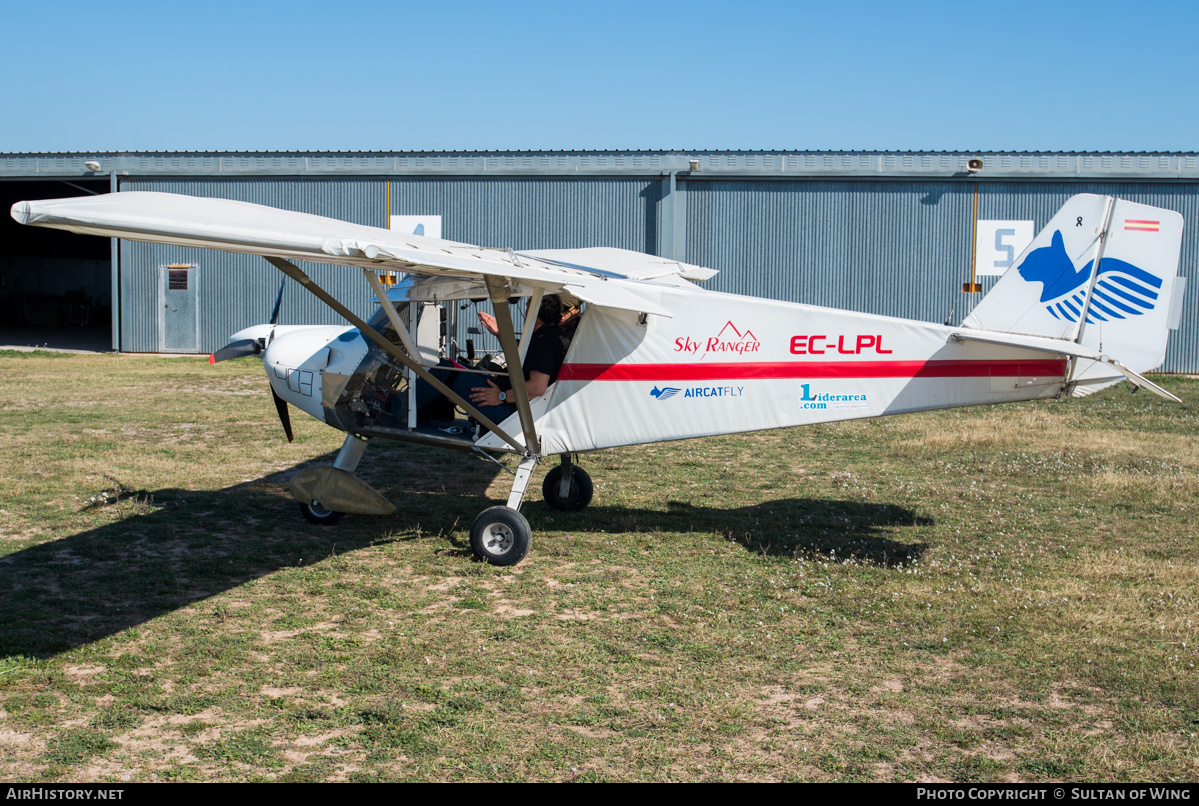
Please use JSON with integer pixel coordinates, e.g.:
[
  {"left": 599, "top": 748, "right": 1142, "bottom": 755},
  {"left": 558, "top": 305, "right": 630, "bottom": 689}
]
[{"left": 3, "top": 0, "right": 1196, "bottom": 153}]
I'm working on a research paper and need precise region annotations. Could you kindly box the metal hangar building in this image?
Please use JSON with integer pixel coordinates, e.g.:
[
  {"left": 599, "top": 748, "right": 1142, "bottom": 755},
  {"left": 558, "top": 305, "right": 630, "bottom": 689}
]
[{"left": 1, "top": 149, "right": 1196, "bottom": 370}]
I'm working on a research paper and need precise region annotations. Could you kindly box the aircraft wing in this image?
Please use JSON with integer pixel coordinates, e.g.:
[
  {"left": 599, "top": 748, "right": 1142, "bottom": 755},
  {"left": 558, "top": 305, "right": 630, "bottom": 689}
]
[
  {"left": 518, "top": 247, "right": 718, "bottom": 282},
  {"left": 10, "top": 191, "right": 706, "bottom": 317}
]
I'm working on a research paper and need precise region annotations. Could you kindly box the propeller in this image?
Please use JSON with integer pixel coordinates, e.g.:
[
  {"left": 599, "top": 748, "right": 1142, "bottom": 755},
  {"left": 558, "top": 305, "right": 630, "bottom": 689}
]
[
  {"left": 272, "top": 387, "right": 294, "bottom": 443},
  {"left": 208, "top": 338, "right": 261, "bottom": 364},
  {"left": 269, "top": 277, "right": 285, "bottom": 326},
  {"left": 208, "top": 278, "right": 294, "bottom": 442},
  {"left": 209, "top": 278, "right": 287, "bottom": 363},
  {"left": 265, "top": 277, "right": 293, "bottom": 441}
]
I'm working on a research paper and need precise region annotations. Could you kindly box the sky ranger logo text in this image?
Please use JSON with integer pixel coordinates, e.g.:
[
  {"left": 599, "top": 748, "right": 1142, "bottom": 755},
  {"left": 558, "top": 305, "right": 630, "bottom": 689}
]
[{"left": 674, "top": 321, "right": 761, "bottom": 360}]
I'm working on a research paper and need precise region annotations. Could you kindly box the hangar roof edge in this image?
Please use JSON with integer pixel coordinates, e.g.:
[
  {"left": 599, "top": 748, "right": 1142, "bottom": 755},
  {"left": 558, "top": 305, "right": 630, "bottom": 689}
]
[{"left": 3, "top": 150, "right": 1199, "bottom": 180}]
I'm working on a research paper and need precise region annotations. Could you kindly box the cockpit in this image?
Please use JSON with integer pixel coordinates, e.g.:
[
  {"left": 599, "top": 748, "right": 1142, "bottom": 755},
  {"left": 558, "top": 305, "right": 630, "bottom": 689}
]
[{"left": 322, "top": 276, "right": 581, "bottom": 450}]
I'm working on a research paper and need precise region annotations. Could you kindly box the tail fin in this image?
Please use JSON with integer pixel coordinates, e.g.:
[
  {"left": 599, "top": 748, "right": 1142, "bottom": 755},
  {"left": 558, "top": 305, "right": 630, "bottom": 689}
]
[{"left": 962, "top": 194, "right": 1185, "bottom": 396}]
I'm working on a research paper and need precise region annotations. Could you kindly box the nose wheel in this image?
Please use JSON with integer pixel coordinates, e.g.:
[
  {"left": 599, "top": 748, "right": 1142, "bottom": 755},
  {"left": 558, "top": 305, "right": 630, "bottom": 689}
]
[
  {"left": 300, "top": 500, "right": 345, "bottom": 525},
  {"left": 470, "top": 506, "right": 532, "bottom": 566}
]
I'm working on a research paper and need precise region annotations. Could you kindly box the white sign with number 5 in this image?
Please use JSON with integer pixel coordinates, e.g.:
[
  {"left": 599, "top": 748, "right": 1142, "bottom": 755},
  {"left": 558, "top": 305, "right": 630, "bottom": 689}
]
[{"left": 975, "top": 220, "right": 1034, "bottom": 277}]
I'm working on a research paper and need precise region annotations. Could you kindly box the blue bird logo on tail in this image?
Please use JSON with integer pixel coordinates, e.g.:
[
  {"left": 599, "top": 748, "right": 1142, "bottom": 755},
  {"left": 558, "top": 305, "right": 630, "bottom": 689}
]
[{"left": 1017, "top": 230, "right": 1162, "bottom": 324}]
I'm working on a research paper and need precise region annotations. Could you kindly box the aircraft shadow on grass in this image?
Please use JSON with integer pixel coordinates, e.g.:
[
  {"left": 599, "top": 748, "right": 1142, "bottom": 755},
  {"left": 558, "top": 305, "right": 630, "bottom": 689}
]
[
  {"left": 543, "top": 499, "right": 931, "bottom": 566},
  {"left": 0, "top": 449, "right": 931, "bottom": 658}
]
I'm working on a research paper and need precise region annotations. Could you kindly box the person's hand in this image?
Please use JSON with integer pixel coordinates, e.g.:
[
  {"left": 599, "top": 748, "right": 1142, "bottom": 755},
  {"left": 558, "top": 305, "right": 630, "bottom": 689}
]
[
  {"left": 470, "top": 379, "right": 503, "bottom": 407},
  {"left": 478, "top": 311, "right": 499, "bottom": 337}
]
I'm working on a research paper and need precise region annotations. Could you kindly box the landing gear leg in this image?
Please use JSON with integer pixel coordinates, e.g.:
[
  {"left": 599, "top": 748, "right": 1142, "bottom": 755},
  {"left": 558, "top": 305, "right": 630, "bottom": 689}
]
[
  {"left": 334, "top": 434, "right": 368, "bottom": 472},
  {"left": 470, "top": 455, "right": 538, "bottom": 566},
  {"left": 506, "top": 455, "right": 539, "bottom": 511}
]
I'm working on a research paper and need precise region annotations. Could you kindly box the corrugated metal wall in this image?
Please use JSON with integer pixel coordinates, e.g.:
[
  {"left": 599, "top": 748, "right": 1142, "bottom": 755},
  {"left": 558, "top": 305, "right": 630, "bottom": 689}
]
[
  {"left": 389, "top": 177, "right": 661, "bottom": 355},
  {"left": 685, "top": 179, "right": 1199, "bottom": 372},
  {"left": 114, "top": 173, "right": 1199, "bottom": 371},
  {"left": 119, "top": 177, "right": 383, "bottom": 352},
  {"left": 389, "top": 177, "right": 660, "bottom": 251},
  {"left": 686, "top": 180, "right": 974, "bottom": 324}
]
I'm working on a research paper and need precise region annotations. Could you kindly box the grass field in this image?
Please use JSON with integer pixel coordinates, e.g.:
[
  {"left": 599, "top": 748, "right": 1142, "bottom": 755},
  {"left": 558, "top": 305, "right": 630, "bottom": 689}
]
[{"left": 1, "top": 350, "right": 1197, "bottom": 782}]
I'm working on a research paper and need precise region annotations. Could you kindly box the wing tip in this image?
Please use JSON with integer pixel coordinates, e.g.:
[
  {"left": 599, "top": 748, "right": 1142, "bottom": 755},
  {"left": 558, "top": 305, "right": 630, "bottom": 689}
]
[{"left": 10, "top": 201, "right": 31, "bottom": 225}]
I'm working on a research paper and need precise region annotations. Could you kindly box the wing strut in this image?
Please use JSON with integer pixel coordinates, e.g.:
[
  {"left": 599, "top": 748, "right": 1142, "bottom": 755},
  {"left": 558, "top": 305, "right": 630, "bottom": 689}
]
[
  {"left": 361, "top": 270, "right": 422, "bottom": 429},
  {"left": 485, "top": 276, "right": 540, "bottom": 454},
  {"left": 517, "top": 287, "right": 543, "bottom": 364},
  {"left": 362, "top": 270, "right": 421, "bottom": 361},
  {"left": 264, "top": 257, "right": 528, "bottom": 454}
]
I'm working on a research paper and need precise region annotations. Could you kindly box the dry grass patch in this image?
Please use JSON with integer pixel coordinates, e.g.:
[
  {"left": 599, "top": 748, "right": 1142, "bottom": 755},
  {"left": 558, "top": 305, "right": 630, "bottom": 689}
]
[{"left": 2, "top": 353, "right": 1199, "bottom": 781}]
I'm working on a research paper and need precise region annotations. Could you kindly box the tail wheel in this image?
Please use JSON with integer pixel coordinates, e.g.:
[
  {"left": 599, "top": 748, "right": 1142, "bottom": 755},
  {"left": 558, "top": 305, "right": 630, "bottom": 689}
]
[
  {"left": 470, "top": 506, "right": 531, "bottom": 566},
  {"left": 542, "top": 464, "right": 593, "bottom": 512},
  {"left": 300, "top": 500, "right": 345, "bottom": 525}
]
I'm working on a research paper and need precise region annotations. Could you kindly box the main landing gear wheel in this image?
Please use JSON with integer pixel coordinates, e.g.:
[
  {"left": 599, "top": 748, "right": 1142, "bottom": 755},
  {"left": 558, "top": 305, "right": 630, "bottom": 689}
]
[
  {"left": 470, "top": 506, "right": 532, "bottom": 566},
  {"left": 542, "top": 464, "right": 593, "bottom": 512},
  {"left": 300, "top": 500, "right": 345, "bottom": 525}
]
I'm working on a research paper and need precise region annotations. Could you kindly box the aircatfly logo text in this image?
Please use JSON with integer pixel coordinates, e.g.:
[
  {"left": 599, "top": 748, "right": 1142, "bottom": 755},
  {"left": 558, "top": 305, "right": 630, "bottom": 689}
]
[{"left": 651, "top": 385, "right": 745, "bottom": 400}]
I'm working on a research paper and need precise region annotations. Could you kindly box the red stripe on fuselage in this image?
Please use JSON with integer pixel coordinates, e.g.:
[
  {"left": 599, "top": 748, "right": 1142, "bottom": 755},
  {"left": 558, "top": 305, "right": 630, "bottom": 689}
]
[{"left": 558, "top": 359, "right": 1069, "bottom": 382}]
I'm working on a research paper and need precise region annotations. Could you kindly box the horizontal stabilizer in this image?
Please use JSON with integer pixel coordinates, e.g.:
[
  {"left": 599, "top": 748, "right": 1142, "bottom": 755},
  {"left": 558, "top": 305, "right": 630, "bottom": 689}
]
[{"left": 951, "top": 329, "right": 1180, "bottom": 402}]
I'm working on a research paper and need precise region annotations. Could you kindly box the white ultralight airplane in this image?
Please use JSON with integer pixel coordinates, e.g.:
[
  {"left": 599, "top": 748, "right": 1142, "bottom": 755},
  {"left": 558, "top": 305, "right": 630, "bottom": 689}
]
[{"left": 10, "top": 192, "right": 1187, "bottom": 565}]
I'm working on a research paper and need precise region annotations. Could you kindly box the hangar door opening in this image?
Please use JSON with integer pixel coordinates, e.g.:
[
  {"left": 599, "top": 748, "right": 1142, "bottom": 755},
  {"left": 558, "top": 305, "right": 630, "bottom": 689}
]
[{"left": 0, "top": 179, "right": 113, "bottom": 351}]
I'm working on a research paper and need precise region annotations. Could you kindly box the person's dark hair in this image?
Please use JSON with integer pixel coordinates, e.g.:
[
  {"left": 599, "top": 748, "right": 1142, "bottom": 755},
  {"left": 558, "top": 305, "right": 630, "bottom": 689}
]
[{"left": 537, "top": 294, "right": 562, "bottom": 326}]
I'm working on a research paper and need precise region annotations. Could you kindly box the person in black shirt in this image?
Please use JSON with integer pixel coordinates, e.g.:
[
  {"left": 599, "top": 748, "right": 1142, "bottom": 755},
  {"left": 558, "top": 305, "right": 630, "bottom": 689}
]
[
  {"left": 411, "top": 295, "right": 569, "bottom": 430},
  {"left": 465, "top": 295, "right": 567, "bottom": 424}
]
